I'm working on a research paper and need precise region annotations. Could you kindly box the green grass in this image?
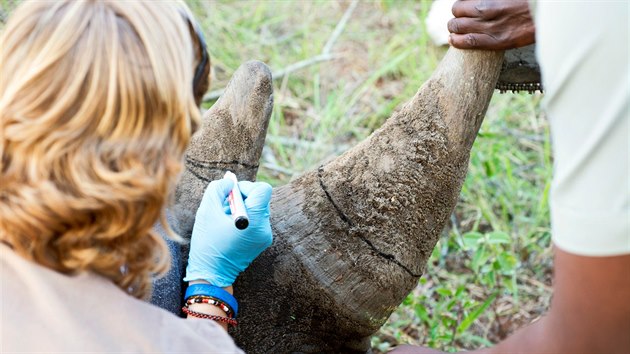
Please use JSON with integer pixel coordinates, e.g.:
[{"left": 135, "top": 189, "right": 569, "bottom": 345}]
[{"left": 1, "top": 1, "right": 553, "bottom": 351}]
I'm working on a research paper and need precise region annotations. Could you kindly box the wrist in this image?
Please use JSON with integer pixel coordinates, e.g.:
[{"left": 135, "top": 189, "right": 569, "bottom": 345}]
[{"left": 184, "top": 281, "right": 238, "bottom": 330}]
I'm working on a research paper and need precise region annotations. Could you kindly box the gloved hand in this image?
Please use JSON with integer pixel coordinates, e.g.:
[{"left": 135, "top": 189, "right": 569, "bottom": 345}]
[{"left": 184, "top": 177, "right": 273, "bottom": 287}]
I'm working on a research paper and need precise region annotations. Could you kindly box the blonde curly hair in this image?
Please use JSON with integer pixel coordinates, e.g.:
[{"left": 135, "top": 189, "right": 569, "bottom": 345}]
[{"left": 0, "top": 0, "right": 203, "bottom": 299}]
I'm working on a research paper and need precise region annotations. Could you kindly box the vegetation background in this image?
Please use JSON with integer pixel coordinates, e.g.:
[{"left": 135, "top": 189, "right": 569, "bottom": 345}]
[{"left": 0, "top": 0, "right": 553, "bottom": 352}]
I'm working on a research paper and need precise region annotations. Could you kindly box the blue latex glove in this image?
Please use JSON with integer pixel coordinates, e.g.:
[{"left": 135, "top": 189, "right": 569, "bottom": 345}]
[{"left": 184, "top": 178, "right": 273, "bottom": 287}]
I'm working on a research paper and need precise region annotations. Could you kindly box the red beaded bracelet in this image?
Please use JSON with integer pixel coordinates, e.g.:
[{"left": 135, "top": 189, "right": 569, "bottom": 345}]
[
  {"left": 186, "top": 295, "right": 234, "bottom": 318},
  {"left": 182, "top": 306, "right": 238, "bottom": 327}
]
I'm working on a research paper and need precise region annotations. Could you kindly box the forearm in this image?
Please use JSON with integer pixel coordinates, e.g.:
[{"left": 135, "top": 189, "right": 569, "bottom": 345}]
[{"left": 474, "top": 316, "right": 556, "bottom": 354}]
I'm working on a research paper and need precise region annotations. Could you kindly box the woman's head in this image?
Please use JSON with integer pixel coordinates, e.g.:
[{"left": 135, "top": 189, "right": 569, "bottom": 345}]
[{"left": 0, "top": 0, "right": 207, "bottom": 299}]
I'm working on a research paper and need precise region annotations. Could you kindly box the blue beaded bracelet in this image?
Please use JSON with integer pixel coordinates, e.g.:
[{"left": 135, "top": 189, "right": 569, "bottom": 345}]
[{"left": 185, "top": 284, "right": 238, "bottom": 318}]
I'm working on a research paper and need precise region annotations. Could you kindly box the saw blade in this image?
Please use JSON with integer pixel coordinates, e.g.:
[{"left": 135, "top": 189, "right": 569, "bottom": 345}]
[{"left": 497, "top": 45, "right": 543, "bottom": 93}]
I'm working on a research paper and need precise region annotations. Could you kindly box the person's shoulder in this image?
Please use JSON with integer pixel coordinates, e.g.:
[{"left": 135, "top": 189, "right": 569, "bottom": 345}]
[
  {"left": 1, "top": 243, "right": 243, "bottom": 353},
  {"left": 122, "top": 291, "right": 244, "bottom": 352}
]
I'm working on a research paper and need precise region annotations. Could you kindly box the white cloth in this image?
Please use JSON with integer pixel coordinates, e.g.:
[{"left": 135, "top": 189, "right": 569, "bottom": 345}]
[
  {"left": 535, "top": 1, "right": 629, "bottom": 256},
  {"left": 426, "top": 0, "right": 456, "bottom": 46},
  {"left": 0, "top": 244, "right": 244, "bottom": 353}
]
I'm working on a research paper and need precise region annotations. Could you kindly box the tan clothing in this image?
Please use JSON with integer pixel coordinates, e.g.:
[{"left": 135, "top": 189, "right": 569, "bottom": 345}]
[
  {"left": 0, "top": 244, "right": 244, "bottom": 353},
  {"left": 534, "top": 1, "right": 629, "bottom": 256}
]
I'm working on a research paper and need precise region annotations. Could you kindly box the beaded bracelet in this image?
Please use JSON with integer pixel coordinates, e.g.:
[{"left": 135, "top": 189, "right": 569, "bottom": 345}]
[
  {"left": 186, "top": 295, "right": 234, "bottom": 318},
  {"left": 182, "top": 306, "right": 238, "bottom": 327},
  {"left": 185, "top": 284, "right": 238, "bottom": 317}
]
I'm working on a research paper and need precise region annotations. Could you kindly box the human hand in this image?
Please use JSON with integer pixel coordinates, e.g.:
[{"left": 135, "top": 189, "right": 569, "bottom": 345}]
[
  {"left": 184, "top": 178, "right": 273, "bottom": 287},
  {"left": 447, "top": 0, "right": 535, "bottom": 50}
]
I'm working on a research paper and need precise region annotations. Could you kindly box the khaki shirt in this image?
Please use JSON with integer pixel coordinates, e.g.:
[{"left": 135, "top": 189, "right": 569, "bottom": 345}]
[{"left": 1, "top": 244, "right": 244, "bottom": 353}]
